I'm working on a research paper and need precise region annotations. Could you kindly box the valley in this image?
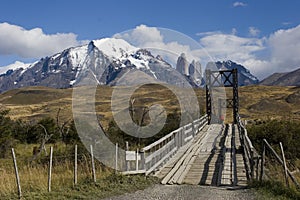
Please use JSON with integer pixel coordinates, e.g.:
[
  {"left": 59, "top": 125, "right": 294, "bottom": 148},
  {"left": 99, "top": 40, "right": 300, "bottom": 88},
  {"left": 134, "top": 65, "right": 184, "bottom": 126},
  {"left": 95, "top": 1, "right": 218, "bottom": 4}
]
[{"left": 1, "top": 85, "right": 300, "bottom": 126}]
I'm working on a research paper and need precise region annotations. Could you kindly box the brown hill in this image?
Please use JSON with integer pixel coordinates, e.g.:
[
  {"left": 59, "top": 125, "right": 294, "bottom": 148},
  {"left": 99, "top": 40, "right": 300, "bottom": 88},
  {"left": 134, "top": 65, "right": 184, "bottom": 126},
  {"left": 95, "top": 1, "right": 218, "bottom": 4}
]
[{"left": 260, "top": 68, "right": 300, "bottom": 86}]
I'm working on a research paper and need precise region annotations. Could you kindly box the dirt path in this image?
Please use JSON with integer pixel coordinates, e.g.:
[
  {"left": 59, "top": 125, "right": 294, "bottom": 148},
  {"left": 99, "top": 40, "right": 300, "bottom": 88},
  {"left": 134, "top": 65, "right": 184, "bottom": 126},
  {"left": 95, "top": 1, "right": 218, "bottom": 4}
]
[{"left": 104, "top": 184, "right": 257, "bottom": 200}]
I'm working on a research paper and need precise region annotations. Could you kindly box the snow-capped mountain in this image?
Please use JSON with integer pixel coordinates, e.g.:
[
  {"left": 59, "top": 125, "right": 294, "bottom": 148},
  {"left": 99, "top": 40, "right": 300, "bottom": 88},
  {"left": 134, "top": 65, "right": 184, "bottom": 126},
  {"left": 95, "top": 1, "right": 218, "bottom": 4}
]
[
  {"left": 0, "top": 38, "right": 201, "bottom": 93},
  {"left": 0, "top": 38, "right": 258, "bottom": 93},
  {"left": 0, "top": 61, "right": 32, "bottom": 75}
]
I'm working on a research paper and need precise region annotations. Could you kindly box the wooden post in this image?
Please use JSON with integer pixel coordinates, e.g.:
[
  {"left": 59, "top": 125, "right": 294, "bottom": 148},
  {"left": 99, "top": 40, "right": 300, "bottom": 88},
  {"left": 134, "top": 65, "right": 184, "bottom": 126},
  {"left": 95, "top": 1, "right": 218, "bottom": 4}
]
[
  {"left": 250, "top": 150, "right": 254, "bottom": 180},
  {"left": 280, "top": 142, "right": 289, "bottom": 187},
  {"left": 11, "top": 148, "right": 22, "bottom": 198},
  {"left": 141, "top": 150, "right": 145, "bottom": 171},
  {"left": 175, "top": 131, "right": 179, "bottom": 148},
  {"left": 136, "top": 148, "right": 139, "bottom": 172},
  {"left": 48, "top": 146, "right": 53, "bottom": 192},
  {"left": 260, "top": 141, "right": 265, "bottom": 181},
  {"left": 115, "top": 143, "right": 118, "bottom": 173},
  {"left": 74, "top": 144, "right": 78, "bottom": 185},
  {"left": 90, "top": 145, "right": 96, "bottom": 183},
  {"left": 255, "top": 157, "right": 259, "bottom": 180},
  {"left": 192, "top": 121, "right": 195, "bottom": 137},
  {"left": 180, "top": 128, "right": 184, "bottom": 147},
  {"left": 263, "top": 139, "right": 299, "bottom": 189},
  {"left": 125, "top": 141, "right": 129, "bottom": 171}
]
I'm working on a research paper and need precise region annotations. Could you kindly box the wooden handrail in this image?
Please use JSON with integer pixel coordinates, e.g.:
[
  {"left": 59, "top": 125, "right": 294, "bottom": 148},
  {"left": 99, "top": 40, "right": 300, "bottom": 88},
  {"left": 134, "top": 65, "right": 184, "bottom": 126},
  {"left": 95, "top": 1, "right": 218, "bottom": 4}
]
[{"left": 139, "top": 115, "right": 208, "bottom": 174}]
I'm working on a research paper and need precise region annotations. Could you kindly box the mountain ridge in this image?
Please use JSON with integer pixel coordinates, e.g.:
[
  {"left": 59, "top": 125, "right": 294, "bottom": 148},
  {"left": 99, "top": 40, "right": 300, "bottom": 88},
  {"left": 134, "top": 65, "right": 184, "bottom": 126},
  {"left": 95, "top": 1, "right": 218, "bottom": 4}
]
[
  {"left": 260, "top": 67, "right": 300, "bottom": 86},
  {"left": 0, "top": 38, "right": 259, "bottom": 92}
]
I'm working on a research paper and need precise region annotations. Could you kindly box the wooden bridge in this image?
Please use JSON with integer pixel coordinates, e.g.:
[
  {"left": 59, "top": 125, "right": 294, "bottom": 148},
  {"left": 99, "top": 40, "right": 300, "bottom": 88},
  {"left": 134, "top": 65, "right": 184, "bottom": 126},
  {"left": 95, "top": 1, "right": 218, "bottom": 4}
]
[
  {"left": 122, "top": 69, "right": 261, "bottom": 187},
  {"left": 123, "top": 115, "right": 259, "bottom": 187}
]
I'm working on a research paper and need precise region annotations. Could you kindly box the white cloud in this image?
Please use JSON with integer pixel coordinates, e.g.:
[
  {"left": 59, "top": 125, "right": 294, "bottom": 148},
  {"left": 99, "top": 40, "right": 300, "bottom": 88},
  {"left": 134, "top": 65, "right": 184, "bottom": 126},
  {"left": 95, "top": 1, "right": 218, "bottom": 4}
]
[
  {"left": 196, "top": 31, "right": 222, "bottom": 37},
  {"left": 199, "top": 33, "right": 265, "bottom": 61},
  {"left": 114, "top": 24, "right": 204, "bottom": 64},
  {"left": 0, "top": 22, "right": 83, "bottom": 58},
  {"left": 268, "top": 25, "right": 300, "bottom": 72},
  {"left": 233, "top": 2, "right": 247, "bottom": 7},
  {"left": 114, "top": 24, "right": 163, "bottom": 47},
  {"left": 249, "top": 27, "right": 260, "bottom": 37},
  {"left": 198, "top": 24, "right": 300, "bottom": 79}
]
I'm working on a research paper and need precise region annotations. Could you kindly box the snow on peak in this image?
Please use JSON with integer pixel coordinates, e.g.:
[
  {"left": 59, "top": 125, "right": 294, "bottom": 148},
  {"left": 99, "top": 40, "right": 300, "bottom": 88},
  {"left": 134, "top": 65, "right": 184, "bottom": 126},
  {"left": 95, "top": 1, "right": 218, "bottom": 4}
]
[
  {"left": 68, "top": 45, "right": 89, "bottom": 67},
  {"left": 0, "top": 61, "right": 32, "bottom": 75},
  {"left": 92, "top": 38, "right": 138, "bottom": 59}
]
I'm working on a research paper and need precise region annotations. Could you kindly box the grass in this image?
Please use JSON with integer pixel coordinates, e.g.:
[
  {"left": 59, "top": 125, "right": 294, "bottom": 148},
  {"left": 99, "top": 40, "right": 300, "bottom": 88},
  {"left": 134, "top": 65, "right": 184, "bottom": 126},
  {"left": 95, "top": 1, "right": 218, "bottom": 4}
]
[
  {"left": 250, "top": 180, "right": 300, "bottom": 200},
  {"left": 1, "top": 171, "right": 159, "bottom": 199},
  {"left": 0, "top": 143, "right": 159, "bottom": 199}
]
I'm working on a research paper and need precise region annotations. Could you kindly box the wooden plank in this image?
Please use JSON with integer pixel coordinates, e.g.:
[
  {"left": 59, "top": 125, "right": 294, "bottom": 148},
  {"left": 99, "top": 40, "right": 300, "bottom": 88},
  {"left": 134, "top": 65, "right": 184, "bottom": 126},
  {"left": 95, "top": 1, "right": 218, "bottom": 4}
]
[
  {"left": 90, "top": 145, "right": 96, "bottom": 182},
  {"left": 260, "top": 142, "right": 265, "bottom": 181},
  {"left": 11, "top": 148, "right": 22, "bottom": 198},
  {"left": 74, "top": 145, "right": 77, "bottom": 185},
  {"left": 48, "top": 146, "right": 53, "bottom": 192},
  {"left": 161, "top": 139, "right": 201, "bottom": 184},
  {"left": 280, "top": 142, "right": 289, "bottom": 187}
]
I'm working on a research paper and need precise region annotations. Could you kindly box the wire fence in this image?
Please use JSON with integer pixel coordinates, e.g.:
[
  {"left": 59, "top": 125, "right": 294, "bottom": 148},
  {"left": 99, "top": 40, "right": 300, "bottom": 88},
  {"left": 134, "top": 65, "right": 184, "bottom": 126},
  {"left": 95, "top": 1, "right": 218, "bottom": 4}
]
[
  {"left": 0, "top": 144, "right": 112, "bottom": 199},
  {"left": 261, "top": 139, "right": 300, "bottom": 190}
]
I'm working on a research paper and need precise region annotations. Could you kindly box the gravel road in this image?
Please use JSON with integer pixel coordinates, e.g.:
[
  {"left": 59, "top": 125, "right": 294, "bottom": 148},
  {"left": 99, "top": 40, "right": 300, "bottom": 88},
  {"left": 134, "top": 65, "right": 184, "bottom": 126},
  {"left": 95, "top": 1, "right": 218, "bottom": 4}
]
[{"left": 104, "top": 184, "right": 257, "bottom": 200}]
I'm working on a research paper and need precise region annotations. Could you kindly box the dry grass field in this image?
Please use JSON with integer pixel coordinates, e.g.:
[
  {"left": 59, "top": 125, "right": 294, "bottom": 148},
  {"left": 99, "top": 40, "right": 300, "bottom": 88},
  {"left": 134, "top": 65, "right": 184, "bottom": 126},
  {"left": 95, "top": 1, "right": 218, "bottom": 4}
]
[{"left": 1, "top": 85, "right": 299, "bottom": 125}]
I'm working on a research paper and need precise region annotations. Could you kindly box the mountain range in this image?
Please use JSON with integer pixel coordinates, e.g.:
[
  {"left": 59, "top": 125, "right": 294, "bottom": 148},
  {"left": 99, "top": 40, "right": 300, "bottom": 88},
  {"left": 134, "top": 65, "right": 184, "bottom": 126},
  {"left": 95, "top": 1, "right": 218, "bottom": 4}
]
[{"left": 0, "top": 38, "right": 260, "bottom": 93}]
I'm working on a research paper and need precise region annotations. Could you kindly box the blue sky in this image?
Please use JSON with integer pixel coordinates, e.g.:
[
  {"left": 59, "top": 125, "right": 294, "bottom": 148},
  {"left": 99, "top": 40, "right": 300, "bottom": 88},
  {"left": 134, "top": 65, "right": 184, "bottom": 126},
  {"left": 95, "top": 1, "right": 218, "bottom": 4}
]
[{"left": 1, "top": 0, "right": 300, "bottom": 79}]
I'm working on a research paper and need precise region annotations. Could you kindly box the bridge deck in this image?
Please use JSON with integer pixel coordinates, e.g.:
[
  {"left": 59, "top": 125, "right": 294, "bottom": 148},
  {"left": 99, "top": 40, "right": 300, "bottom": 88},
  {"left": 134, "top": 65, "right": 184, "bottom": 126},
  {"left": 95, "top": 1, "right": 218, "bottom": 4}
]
[{"left": 156, "top": 124, "right": 248, "bottom": 187}]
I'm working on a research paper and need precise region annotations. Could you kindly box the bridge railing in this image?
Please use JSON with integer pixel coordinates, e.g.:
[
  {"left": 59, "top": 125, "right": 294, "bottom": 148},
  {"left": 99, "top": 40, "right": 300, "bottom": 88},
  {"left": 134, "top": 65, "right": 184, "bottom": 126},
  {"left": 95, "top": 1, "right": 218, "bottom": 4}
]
[
  {"left": 123, "top": 114, "right": 208, "bottom": 175},
  {"left": 237, "top": 116, "right": 260, "bottom": 180}
]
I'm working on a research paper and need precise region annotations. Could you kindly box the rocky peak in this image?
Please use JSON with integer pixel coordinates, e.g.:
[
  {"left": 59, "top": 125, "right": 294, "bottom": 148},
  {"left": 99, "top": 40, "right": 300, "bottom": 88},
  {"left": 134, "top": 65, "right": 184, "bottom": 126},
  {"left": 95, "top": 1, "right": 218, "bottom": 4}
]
[{"left": 176, "top": 53, "right": 189, "bottom": 75}]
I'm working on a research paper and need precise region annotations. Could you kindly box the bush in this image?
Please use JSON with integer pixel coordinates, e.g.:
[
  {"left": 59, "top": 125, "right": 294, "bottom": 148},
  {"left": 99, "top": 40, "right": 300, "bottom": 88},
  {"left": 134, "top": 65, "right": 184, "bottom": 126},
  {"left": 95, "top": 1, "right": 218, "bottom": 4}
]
[
  {"left": 0, "top": 110, "right": 15, "bottom": 158},
  {"left": 247, "top": 120, "right": 300, "bottom": 160}
]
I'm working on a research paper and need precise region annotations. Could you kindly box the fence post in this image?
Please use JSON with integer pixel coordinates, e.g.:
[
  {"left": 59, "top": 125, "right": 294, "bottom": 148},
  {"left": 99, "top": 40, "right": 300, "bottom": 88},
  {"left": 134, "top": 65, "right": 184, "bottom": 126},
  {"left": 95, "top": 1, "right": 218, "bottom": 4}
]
[
  {"left": 74, "top": 144, "right": 78, "bottom": 185},
  {"left": 115, "top": 143, "right": 118, "bottom": 173},
  {"left": 136, "top": 148, "right": 139, "bottom": 172},
  {"left": 125, "top": 141, "right": 129, "bottom": 171},
  {"left": 260, "top": 141, "right": 265, "bottom": 182},
  {"left": 48, "top": 146, "right": 53, "bottom": 192},
  {"left": 280, "top": 142, "right": 289, "bottom": 187},
  {"left": 250, "top": 149, "right": 254, "bottom": 180},
  {"left": 180, "top": 127, "right": 184, "bottom": 147},
  {"left": 192, "top": 121, "right": 196, "bottom": 137},
  {"left": 11, "top": 148, "right": 22, "bottom": 199},
  {"left": 140, "top": 149, "right": 145, "bottom": 172},
  {"left": 90, "top": 145, "right": 96, "bottom": 183},
  {"left": 175, "top": 131, "right": 179, "bottom": 148}
]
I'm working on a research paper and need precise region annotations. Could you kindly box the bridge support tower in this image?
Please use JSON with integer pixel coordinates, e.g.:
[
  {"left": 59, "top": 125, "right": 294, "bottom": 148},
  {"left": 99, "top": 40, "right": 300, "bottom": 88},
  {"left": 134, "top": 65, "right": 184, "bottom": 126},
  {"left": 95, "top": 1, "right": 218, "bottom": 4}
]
[{"left": 205, "top": 68, "right": 239, "bottom": 124}]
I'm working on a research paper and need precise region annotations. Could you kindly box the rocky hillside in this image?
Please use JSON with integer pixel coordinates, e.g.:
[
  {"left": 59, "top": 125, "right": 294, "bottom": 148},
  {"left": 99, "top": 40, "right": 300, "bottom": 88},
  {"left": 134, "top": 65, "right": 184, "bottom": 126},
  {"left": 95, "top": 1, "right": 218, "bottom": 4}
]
[{"left": 260, "top": 67, "right": 300, "bottom": 86}]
